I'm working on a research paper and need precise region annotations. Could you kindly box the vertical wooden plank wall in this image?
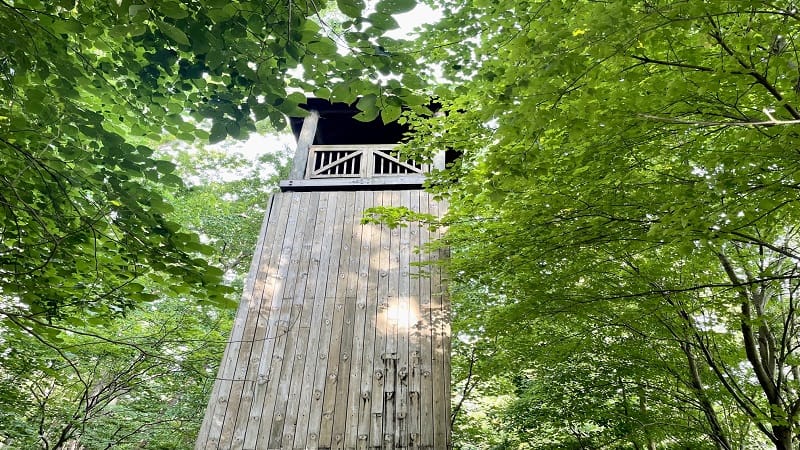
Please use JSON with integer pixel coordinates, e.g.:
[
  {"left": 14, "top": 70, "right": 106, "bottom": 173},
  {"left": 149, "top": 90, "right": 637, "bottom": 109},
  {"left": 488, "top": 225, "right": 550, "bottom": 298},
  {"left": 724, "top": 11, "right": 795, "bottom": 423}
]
[{"left": 197, "top": 190, "right": 450, "bottom": 450}]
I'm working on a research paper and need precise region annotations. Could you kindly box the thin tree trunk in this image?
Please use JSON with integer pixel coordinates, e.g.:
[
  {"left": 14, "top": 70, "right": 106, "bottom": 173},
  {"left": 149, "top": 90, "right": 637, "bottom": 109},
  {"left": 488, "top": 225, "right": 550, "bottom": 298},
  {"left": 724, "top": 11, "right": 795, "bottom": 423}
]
[
  {"left": 681, "top": 341, "right": 732, "bottom": 450},
  {"left": 638, "top": 390, "right": 657, "bottom": 450}
]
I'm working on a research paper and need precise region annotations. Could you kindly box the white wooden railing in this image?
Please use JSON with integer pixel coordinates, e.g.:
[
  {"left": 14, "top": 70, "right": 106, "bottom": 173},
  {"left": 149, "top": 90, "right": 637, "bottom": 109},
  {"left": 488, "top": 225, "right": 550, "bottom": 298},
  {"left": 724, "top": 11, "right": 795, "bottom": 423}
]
[{"left": 305, "top": 144, "right": 429, "bottom": 179}]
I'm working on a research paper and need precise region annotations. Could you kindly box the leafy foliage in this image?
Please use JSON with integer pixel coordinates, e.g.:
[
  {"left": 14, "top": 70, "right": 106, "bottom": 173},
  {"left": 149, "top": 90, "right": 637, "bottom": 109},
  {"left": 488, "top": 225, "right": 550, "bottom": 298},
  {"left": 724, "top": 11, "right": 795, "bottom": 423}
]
[
  {"left": 162, "top": 142, "right": 292, "bottom": 284},
  {"left": 407, "top": 0, "right": 800, "bottom": 448},
  {"left": 0, "top": 143, "right": 290, "bottom": 448},
  {"left": 0, "top": 300, "right": 229, "bottom": 449},
  {"left": 0, "top": 0, "right": 428, "bottom": 326}
]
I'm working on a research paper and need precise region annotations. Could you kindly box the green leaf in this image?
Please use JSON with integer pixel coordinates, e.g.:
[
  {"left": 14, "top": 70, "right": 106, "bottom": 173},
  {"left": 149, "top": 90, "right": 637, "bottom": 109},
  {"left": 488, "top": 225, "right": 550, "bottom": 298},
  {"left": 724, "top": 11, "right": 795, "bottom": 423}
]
[
  {"left": 252, "top": 103, "right": 270, "bottom": 121},
  {"left": 315, "top": 87, "right": 332, "bottom": 99},
  {"left": 154, "top": 160, "right": 176, "bottom": 174},
  {"left": 159, "top": 1, "right": 189, "bottom": 19},
  {"left": 157, "top": 20, "right": 190, "bottom": 46},
  {"left": 380, "top": 104, "right": 402, "bottom": 124},
  {"left": 337, "top": 0, "right": 365, "bottom": 18},
  {"left": 308, "top": 39, "right": 338, "bottom": 56},
  {"left": 209, "top": 121, "right": 227, "bottom": 143},
  {"left": 331, "top": 81, "right": 355, "bottom": 103},
  {"left": 353, "top": 107, "right": 380, "bottom": 122},
  {"left": 205, "top": 3, "right": 238, "bottom": 22},
  {"left": 367, "top": 12, "right": 399, "bottom": 31},
  {"left": 287, "top": 91, "right": 307, "bottom": 105},
  {"left": 128, "top": 4, "right": 148, "bottom": 18},
  {"left": 52, "top": 19, "right": 84, "bottom": 34},
  {"left": 356, "top": 94, "right": 377, "bottom": 112},
  {"left": 205, "top": 49, "right": 224, "bottom": 70},
  {"left": 401, "top": 73, "right": 426, "bottom": 90}
]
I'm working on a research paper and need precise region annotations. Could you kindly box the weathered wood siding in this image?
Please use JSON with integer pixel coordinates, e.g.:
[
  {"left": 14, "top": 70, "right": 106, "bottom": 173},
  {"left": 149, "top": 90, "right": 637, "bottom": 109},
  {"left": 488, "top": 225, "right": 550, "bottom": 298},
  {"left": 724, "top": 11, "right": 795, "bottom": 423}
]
[{"left": 197, "top": 190, "right": 450, "bottom": 450}]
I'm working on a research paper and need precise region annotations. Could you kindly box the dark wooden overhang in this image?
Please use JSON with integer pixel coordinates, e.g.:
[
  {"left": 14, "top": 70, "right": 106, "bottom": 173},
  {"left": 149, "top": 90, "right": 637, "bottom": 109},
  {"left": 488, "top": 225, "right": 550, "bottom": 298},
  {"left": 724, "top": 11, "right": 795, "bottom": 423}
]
[{"left": 288, "top": 98, "right": 409, "bottom": 145}]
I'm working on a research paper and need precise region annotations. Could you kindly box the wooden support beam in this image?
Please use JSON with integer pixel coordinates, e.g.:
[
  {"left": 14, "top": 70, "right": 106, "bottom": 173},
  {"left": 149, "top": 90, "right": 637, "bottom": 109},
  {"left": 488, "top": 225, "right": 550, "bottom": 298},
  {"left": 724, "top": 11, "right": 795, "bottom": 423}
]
[
  {"left": 280, "top": 175, "right": 425, "bottom": 192},
  {"left": 290, "top": 110, "right": 320, "bottom": 180}
]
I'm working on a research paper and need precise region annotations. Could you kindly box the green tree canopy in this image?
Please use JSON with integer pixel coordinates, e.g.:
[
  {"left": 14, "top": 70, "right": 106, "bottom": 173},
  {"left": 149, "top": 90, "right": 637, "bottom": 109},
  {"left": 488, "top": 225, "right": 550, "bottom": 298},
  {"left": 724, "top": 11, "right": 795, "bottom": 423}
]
[
  {"left": 0, "top": 0, "right": 425, "bottom": 328},
  {"left": 404, "top": 0, "right": 800, "bottom": 448}
]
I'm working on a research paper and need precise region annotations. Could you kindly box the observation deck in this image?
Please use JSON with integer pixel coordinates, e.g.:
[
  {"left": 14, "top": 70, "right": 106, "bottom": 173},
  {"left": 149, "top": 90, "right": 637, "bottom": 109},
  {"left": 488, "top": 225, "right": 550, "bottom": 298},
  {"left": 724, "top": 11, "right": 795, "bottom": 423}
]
[{"left": 280, "top": 99, "right": 444, "bottom": 191}]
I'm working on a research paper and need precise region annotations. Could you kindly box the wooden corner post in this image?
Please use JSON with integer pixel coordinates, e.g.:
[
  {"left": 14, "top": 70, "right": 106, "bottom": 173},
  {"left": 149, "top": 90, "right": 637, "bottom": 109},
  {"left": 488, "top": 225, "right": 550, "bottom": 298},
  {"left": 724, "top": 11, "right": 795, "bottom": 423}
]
[{"left": 289, "top": 110, "right": 320, "bottom": 180}]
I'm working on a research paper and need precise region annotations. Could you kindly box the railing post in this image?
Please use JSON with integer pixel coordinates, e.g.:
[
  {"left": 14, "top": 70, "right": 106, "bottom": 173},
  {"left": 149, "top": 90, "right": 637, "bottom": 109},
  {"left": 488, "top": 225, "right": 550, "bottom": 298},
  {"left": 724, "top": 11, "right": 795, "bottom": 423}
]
[
  {"left": 362, "top": 147, "right": 371, "bottom": 177},
  {"left": 432, "top": 150, "right": 446, "bottom": 171},
  {"left": 289, "top": 110, "right": 320, "bottom": 180}
]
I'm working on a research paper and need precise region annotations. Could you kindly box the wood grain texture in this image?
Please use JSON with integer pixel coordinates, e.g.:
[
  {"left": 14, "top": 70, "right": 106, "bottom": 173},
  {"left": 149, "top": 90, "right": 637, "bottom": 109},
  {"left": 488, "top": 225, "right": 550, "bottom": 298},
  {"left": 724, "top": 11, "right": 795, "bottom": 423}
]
[{"left": 197, "top": 190, "right": 449, "bottom": 450}]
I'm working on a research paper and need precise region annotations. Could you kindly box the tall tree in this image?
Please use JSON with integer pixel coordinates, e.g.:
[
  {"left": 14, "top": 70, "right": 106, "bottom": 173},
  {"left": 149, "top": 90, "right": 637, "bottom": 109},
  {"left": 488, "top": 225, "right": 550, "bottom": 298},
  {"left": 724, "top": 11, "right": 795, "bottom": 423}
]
[{"left": 405, "top": 0, "right": 800, "bottom": 447}]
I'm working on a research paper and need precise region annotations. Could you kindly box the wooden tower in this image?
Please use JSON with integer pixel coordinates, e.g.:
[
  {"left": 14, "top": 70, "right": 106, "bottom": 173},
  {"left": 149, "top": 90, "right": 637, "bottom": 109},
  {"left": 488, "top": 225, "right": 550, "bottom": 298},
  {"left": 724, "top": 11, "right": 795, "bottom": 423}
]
[{"left": 196, "top": 99, "right": 451, "bottom": 450}]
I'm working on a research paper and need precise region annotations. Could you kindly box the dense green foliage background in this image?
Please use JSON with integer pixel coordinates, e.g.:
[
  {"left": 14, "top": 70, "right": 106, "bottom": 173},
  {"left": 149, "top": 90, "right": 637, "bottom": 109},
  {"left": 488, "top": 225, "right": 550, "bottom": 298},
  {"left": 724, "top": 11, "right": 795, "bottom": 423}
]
[
  {"left": 0, "top": 142, "right": 291, "bottom": 448},
  {"left": 405, "top": 1, "right": 800, "bottom": 448}
]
